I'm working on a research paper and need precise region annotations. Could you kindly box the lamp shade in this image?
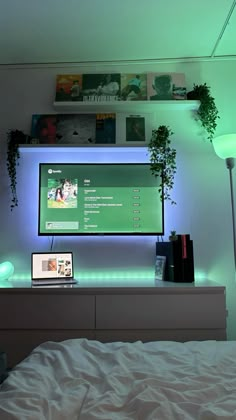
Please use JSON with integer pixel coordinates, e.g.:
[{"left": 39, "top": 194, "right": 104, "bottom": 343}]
[{"left": 212, "top": 134, "right": 236, "bottom": 159}]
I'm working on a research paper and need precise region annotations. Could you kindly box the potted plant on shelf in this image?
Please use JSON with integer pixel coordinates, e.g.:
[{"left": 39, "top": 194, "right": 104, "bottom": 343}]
[
  {"left": 6, "top": 129, "right": 28, "bottom": 210},
  {"left": 187, "top": 83, "right": 219, "bottom": 142},
  {"left": 169, "top": 230, "right": 178, "bottom": 241},
  {"left": 148, "top": 125, "right": 177, "bottom": 205}
]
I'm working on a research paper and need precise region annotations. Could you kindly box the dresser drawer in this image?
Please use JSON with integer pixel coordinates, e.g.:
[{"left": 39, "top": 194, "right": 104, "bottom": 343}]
[
  {"left": 0, "top": 294, "right": 95, "bottom": 329},
  {"left": 96, "top": 293, "right": 226, "bottom": 329}
]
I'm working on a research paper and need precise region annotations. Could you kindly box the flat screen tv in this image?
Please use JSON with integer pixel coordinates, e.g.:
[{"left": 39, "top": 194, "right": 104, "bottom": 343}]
[{"left": 38, "top": 163, "right": 164, "bottom": 235}]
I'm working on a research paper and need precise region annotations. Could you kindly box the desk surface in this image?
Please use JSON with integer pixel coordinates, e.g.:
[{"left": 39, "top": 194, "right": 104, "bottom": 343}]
[{"left": 0, "top": 278, "right": 225, "bottom": 294}]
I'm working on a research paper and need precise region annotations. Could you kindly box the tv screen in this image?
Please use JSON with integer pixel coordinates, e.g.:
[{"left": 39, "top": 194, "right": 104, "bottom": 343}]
[{"left": 38, "top": 163, "right": 164, "bottom": 235}]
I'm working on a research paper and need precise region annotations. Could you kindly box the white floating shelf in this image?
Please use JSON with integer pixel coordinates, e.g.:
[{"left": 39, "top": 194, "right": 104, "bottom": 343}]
[
  {"left": 53, "top": 100, "right": 200, "bottom": 113},
  {"left": 19, "top": 100, "right": 200, "bottom": 150},
  {"left": 19, "top": 144, "right": 148, "bottom": 151}
]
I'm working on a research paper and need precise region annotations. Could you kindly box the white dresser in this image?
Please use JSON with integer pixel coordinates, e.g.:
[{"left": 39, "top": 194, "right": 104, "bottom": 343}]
[{"left": 0, "top": 280, "right": 227, "bottom": 367}]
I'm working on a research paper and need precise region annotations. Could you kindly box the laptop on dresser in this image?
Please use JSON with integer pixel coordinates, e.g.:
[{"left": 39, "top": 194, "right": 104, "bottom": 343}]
[{"left": 31, "top": 252, "right": 78, "bottom": 286}]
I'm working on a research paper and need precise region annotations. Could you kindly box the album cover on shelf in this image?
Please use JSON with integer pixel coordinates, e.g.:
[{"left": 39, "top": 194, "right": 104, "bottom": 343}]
[
  {"left": 120, "top": 73, "right": 147, "bottom": 101},
  {"left": 81, "top": 73, "right": 121, "bottom": 101},
  {"left": 95, "top": 113, "right": 116, "bottom": 144},
  {"left": 55, "top": 74, "right": 83, "bottom": 102},
  {"left": 116, "top": 112, "right": 154, "bottom": 145},
  {"left": 56, "top": 114, "right": 96, "bottom": 144},
  {"left": 147, "top": 72, "right": 187, "bottom": 100},
  {"left": 31, "top": 114, "right": 57, "bottom": 144}
]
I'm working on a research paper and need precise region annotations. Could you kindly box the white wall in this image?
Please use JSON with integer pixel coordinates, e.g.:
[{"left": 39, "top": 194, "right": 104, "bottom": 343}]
[{"left": 0, "top": 60, "right": 235, "bottom": 338}]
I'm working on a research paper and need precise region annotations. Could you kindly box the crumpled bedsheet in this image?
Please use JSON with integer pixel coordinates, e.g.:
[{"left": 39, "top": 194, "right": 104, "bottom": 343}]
[{"left": 1, "top": 338, "right": 236, "bottom": 419}]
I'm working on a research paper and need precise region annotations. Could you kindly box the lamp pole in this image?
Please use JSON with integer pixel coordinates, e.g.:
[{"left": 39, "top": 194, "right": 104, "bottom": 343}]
[{"left": 226, "top": 158, "right": 236, "bottom": 271}]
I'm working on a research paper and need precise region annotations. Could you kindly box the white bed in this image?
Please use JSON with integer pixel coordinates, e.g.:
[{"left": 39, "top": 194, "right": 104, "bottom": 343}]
[{"left": 0, "top": 338, "right": 236, "bottom": 419}]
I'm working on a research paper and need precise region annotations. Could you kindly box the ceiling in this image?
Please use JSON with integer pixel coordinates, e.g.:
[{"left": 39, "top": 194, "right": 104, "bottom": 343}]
[{"left": 0, "top": 0, "right": 236, "bottom": 66}]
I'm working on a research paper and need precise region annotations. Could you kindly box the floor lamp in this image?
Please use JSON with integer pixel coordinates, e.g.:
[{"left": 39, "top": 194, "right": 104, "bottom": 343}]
[{"left": 212, "top": 134, "right": 236, "bottom": 271}]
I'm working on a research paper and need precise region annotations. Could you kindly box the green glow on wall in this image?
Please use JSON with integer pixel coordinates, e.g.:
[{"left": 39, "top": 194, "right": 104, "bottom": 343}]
[
  {"left": 7, "top": 268, "right": 208, "bottom": 287},
  {"left": 11, "top": 273, "right": 31, "bottom": 280},
  {"left": 194, "top": 271, "right": 208, "bottom": 281},
  {"left": 75, "top": 268, "right": 154, "bottom": 280},
  {"left": 74, "top": 268, "right": 155, "bottom": 286}
]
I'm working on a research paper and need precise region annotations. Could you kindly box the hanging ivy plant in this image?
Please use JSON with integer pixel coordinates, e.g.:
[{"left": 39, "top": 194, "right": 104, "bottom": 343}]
[
  {"left": 148, "top": 125, "right": 176, "bottom": 205},
  {"left": 6, "top": 129, "right": 28, "bottom": 211},
  {"left": 187, "top": 83, "right": 220, "bottom": 142}
]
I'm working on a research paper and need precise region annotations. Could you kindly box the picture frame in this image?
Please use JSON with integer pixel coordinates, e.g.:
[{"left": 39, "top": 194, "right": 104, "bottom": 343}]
[
  {"left": 116, "top": 112, "right": 154, "bottom": 145},
  {"left": 155, "top": 255, "right": 166, "bottom": 282}
]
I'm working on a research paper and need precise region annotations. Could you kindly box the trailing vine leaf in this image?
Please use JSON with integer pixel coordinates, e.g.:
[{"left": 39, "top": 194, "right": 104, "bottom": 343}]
[
  {"left": 6, "top": 130, "right": 27, "bottom": 210},
  {"left": 187, "top": 83, "right": 219, "bottom": 142},
  {"left": 148, "top": 125, "right": 176, "bottom": 205}
]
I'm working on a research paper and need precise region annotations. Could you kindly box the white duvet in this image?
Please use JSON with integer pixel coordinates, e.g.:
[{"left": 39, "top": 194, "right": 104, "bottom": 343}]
[{"left": 1, "top": 339, "right": 236, "bottom": 420}]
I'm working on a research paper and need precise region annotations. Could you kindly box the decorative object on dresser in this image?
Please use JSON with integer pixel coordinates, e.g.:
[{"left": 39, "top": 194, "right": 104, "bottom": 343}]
[
  {"left": 213, "top": 133, "right": 236, "bottom": 271},
  {"left": 155, "top": 255, "right": 166, "bottom": 281},
  {"left": 0, "top": 261, "right": 14, "bottom": 282},
  {"left": 169, "top": 230, "right": 178, "bottom": 241},
  {"left": 156, "top": 234, "right": 194, "bottom": 282}
]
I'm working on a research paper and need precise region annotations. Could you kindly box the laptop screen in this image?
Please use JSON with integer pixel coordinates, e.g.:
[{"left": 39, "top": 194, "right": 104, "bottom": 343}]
[{"left": 31, "top": 252, "right": 74, "bottom": 281}]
